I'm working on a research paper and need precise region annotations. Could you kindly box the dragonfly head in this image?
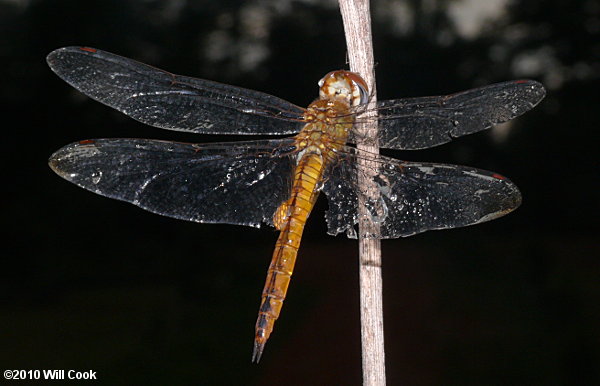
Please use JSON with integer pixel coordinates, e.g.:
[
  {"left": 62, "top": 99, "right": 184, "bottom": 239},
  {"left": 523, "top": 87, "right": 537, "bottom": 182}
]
[{"left": 318, "top": 70, "right": 369, "bottom": 107}]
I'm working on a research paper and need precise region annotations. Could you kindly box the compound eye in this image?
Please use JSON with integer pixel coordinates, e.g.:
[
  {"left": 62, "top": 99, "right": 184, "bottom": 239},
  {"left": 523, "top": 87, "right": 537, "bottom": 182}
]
[
  {"left": 342, "top": 72, "right": 369, "bottom": 105},
  {"left": 355, "top": 81, "right": 369, "bottom": 105},
  {"left": 318, "top": 70, "right": 337, "bottom": 88}
]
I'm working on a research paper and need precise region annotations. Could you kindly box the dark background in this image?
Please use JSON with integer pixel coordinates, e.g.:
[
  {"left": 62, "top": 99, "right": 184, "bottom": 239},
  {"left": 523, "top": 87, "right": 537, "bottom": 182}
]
[{"left": 2, "top": 0, "right": 598, "bottom": 384}]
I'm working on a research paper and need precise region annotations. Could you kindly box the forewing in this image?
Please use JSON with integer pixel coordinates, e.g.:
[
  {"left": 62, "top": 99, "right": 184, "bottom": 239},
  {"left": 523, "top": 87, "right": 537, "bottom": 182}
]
[
  {"left": 350, "top": 80, "right": 545, "bottom": 150},
  {"left": 322, "top": 147, "right": 521, "bottom": 238},
  {"left": 49, "top": 138, "right": 297, "bottom": 227},
  {"left": 47, "top": 47, "right": 305, "bottom": 135}
]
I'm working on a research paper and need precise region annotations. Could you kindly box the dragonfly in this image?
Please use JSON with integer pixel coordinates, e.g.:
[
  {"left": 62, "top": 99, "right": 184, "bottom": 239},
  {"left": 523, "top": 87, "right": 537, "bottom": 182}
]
[{"left": 47, "top": 46, "right": 545, "bottom": 362}]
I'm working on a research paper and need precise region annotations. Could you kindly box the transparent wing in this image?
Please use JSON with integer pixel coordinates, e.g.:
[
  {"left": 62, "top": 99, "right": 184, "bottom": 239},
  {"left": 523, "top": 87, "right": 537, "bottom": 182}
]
[
  {"left": 322, "top": 147, "right": 521, "bottom": 238},
  {"left": 349, "top": 80, "right": 546, "bottom": 150},
  {"left": 49, "top": 138, "right": 298, "bottom": 227},
  {"left": 47, "top": 47, "right": 306, "bottom": 135}
]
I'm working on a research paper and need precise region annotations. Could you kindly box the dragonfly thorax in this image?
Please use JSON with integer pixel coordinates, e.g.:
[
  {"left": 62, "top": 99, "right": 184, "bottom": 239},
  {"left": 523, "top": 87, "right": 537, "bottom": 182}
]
[{"left": 301, "top": 99, "right": 355, "bottom": 148}]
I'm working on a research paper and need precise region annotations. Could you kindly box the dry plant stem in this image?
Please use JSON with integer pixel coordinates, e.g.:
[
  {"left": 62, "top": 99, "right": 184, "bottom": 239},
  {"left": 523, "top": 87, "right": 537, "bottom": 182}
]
[{"left": 338, "top": 0, "right": 386, "bottom": 385}]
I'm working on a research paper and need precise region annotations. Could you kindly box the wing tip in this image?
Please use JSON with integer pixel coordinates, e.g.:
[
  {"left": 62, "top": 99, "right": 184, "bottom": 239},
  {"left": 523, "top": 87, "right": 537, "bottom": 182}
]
[
  {"left": 46, "top": 46, "right": 100, "bottom": 69},
  {"left": 48, "top": 151, "right": 61, "bottom": 174},
  {"left": 475, "top": 177, "right": 522, "bottom": 224},
  {"left": 48, "top": 140, "right": 99, "bottom": 179},
  {"left": 514, "top": 79, "right": 547, "bottom": 104},
  {"left": 48, "top": 147, "right": 72, "bottom": 179}
]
